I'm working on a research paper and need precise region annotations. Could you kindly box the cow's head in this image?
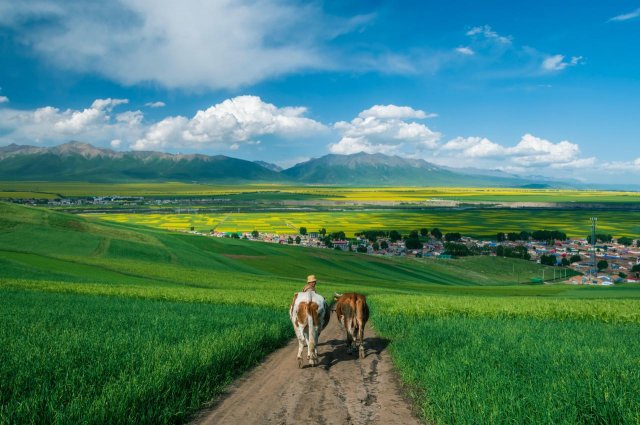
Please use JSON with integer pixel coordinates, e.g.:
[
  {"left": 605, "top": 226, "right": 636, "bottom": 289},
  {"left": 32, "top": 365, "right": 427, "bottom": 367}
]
[{"left": 333, "top": 292, "right": 343, "bottom": 302}]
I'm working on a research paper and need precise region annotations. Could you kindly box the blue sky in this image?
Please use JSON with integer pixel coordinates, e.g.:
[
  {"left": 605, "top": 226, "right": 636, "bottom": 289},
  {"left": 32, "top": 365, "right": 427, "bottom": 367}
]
[{"left": 0, "top": 0, "right": 638, "bottom": 182}]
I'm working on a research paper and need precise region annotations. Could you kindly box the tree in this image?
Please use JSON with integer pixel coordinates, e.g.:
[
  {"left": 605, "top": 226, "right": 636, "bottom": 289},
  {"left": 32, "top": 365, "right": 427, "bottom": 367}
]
[
  {"left": 287, "top": 236, "right": 294, "bottom": 244},
  {"left": 588, "top": 233, "right": 613, "bottom": 244},
  {"left": 319, "top": 228, "right": 327, "bottom": 236},
  {"left": 420, "top": 228, "right": 429, "bottom": 237},
  {"left": 431, "top": 228, "right": 443, "bottom": 240},
  {"left": 330, "top": 231, "right": 346, "bottom": 240},
  {"left": 507, "top": 232, "right": 520, "bottom": 242},
  {"left": 323, "top": 236, "right": 333, "bottom": 248},
  {"left": 519, "top": 231, "right": 531, "bottom": 241},
  {"left": 299, "top": 227, "right": 307, "bottom": 236},
  {"left": 619, "top": 272, "right": 627, "bottom": 279},
  {"left": 356, "top": 245, "right": 368, "bottom": 253},
  {"left": 251, "top": 229, "right": 259, "bottom": 238},
  {"left": 631, "top": 264, "right": 640, "bottom": 273},
  {"left": 444, "top": 232, "right": 461, "bottom": 242},
  {"left": 389, "top": 230, "right": 402, "bottom": 242},
  {"left": 561, "top": 257, "right": 570, "bottom": 267},
  {"left": 405, "top": 238, "right": 422, "bottom": 250},
  {"left": 295, "top": 236, "right": 301, "bottom": 244},
  {"left": 569, "top": 254, "right": 582, "bottom": 263},
  {"left": 409, "top": 230, "right": 419, "bottom": 239},
  {"left": 372, "top": 242, "right": 379, "bottom": 251},
  {"left": 540, "top": 254, "right": 556, "bottom": 266},
  {"left": 231, "top": 232, "right": 240, "bottom": 239},
  {"left": 496, "top": 232, "right": 506, "bottom": 242},
  {"left": 597, "top": 260, "right": 609, "bottom": 271},
  {"left": 618, "top": 236, "right": 634, "bottom": 246},
  {"left": 443, "top": 242, "right": 471, "bottom": 257},
  {"left": 380, "top": 240, "right": 389, "bottom": 250}
]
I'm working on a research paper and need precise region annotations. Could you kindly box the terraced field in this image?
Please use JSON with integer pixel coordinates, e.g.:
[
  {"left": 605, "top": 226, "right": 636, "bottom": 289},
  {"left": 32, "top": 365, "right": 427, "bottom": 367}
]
[
  {"left": 87, "top": 208, "right": 640, "bottom": 238},
  {"left": 2, "top": 202, "right": 639, "bottom": 424}
]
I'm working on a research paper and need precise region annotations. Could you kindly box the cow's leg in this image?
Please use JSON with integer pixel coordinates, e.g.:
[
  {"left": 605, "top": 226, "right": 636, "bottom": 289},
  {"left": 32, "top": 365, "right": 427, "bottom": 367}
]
[
  {"left": 295, "top": 326, "right": 306, "bottom": 368},
  {"left": 356, "top": 321, "right": 365, "bottom": 359},
  {"left": 307, "top": 326, "right": 319, "bottom": 366}
]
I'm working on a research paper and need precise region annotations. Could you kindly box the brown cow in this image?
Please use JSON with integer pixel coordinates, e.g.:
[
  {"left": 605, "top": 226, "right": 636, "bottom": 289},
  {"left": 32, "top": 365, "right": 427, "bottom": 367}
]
[{"left": 333, "top": 292, "right": 369, "bottom": 359}]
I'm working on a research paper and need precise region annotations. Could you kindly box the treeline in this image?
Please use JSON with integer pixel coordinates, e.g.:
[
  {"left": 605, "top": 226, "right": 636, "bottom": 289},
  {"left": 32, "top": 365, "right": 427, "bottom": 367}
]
[{"left": 496, "top": 230, "right": 567, "bottom": 243}]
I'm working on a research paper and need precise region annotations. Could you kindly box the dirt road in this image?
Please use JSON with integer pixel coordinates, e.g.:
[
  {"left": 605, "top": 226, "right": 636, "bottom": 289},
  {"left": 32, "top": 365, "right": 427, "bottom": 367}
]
[{"left": 194, "top": 316, "right": 422, "bottom": 425}]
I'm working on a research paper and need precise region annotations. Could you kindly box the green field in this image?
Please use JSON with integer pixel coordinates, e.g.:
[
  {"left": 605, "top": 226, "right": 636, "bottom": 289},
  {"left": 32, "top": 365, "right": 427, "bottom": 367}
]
[
  {"left": 87, "top": 208, "right": 640, "bottom": 238},
  {"left": 2, "top": 181, "right": 640, "bottom": 203},
  {"left": 1, "top": 202, "right": 639, "bottom": 424}
]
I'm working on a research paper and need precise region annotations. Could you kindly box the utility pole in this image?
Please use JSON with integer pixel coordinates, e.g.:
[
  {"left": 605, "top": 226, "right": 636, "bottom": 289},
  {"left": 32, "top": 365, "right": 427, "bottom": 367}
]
[{"left": 591, "top": 217, "right": 598, "bottom": 277}]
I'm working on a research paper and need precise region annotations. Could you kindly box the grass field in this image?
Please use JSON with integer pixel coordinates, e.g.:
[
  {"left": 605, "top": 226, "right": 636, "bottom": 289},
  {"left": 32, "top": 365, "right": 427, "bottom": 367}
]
[
  {"left": 1, "top": 202, "right": 639, "bottom": 424},
  {"left": 86, "top": 208, "right": 640, "bottom": 238},
  {"left": 2, "top": 181, "right": 640, "bottom": 203}
]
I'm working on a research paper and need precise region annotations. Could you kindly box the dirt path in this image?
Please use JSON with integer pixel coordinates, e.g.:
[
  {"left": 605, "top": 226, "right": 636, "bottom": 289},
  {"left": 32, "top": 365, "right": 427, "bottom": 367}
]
[{"left": 193, "top": 317, "right": 422, "bottom": 425}]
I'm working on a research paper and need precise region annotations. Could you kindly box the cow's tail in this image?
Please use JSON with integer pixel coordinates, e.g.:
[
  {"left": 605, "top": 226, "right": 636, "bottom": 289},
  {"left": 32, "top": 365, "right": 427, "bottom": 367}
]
[{"left": 308, "top": 309, "right": 316, "bottom": 350}]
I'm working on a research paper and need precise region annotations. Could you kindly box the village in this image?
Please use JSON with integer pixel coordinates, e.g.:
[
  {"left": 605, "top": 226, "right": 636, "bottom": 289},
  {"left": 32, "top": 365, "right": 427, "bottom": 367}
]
[{"left": 192, "top": 226, "right": 640, "bottom": 286}]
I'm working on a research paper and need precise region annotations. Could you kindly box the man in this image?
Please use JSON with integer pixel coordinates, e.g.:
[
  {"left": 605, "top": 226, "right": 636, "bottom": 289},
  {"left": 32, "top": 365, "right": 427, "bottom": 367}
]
[{"left": 302, "top": 274, "right": 317, "bottom": 292}]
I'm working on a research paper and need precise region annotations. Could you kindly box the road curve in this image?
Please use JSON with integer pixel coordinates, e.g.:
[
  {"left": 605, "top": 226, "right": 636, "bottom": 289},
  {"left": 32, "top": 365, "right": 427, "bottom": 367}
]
[{"left": 192, "top": 315, "right": 422, "bottom": 425}]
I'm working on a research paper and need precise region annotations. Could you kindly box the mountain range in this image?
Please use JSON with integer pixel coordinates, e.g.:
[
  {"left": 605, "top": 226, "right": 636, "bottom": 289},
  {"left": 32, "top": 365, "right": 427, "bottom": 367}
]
[{"left": 0, "top": 141, "right": 568, "bottom": 187}]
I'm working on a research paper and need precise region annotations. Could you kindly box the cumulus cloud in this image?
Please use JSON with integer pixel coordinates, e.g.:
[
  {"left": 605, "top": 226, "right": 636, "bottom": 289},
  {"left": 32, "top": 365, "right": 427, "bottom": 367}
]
[
  {"left": 0, "top": 1, "right": 377, "bottom": 90},
  {"left": 442, "top": 136, "right": 505, "bottom": 158},
  {"left": 455, "top": 46, "right": 475, "bottom": 56},
  {"left": 0, "top": 96, "right": 8, "bottom": 104},
  {"left": 132, "top": 95, "right": 325, "bottom": 151},
  {"left": 329, "top": 104, "right": 441, "bottom": 155},
  {"left": 0, "top": 98, "right": 139, "bottom": 145},
  {"left": 436, "top": 133, "right": 595, "bottom": 170},
  {"left": 0, "top": 95, "right": 324, "bottom": 152},
  {"left": 609, "top": 8, "right": 640, "bottom": 22},
  {"left": 542, "top": 54, "right": 583, "bottom": 71},
  {"left": 145, "top": 101, "right": 166, "bottom": 108}
]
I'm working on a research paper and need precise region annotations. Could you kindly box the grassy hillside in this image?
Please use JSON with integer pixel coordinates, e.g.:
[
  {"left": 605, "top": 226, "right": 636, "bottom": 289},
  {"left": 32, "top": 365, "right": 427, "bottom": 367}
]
[{"left": 1, "top": 202, "right": 639, "bottom": 424}]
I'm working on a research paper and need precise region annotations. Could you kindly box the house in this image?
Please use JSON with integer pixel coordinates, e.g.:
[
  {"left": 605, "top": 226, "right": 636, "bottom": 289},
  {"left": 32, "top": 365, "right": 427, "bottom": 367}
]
[{"left": 332, "top": 240, "right": 350, "bottom": 251}]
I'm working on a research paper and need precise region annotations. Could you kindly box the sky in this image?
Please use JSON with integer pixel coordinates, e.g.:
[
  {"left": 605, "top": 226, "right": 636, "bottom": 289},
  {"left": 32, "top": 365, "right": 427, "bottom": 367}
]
[{"left": 0, "top": 0, "right": 639, "bottom": 182}]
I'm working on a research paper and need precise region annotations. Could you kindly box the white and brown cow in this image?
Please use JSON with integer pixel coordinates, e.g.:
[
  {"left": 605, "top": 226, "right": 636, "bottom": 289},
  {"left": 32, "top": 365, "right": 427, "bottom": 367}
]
[
  {"left": 289, "top": 291, "right": 330, "bottom": 368},
  {"left": 333, "top": 293, "right": 369, "bottom": 359}
]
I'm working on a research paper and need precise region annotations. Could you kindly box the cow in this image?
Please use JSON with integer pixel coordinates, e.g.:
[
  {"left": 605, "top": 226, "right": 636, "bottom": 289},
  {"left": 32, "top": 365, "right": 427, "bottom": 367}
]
[
  {"left": 289, "top": 290, "right": 330, "bottom": 368},
  {"left": 333, "top": 293, "right": 369, "bottom": 359}
]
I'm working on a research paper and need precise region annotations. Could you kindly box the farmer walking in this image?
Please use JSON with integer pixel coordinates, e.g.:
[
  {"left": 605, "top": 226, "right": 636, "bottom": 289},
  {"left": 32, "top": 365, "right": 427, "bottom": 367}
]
[{"left": 302, "top": 275, "right": 317, "bottom": 292}]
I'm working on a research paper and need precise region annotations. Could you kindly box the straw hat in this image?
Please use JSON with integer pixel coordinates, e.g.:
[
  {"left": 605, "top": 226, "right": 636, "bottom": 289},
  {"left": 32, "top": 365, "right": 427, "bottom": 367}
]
[{"left": 307, "top": 275, "right": 317, "bottom": 284}]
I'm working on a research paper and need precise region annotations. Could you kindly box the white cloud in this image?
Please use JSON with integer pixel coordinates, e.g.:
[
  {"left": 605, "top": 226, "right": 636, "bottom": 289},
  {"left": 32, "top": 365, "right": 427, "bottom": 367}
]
[
  {"left": 0, "top": 1, "right": 377, "bottom": 90},
  {"left": 542, "top": 54, "right": 583, "bottom": 71},
  {"left": 358, "top": 105, "right": 434, "bottom": 120},
  {"left": 132, "top": 95, "right": 325, "bottom": 151},
  {"left": 0, "top": 96, "right": 8, "bottom": 104},
  {"left": 145, "top": 101, "right": 166, "bottom": 108},
  {"left": 455, "top": 46, "right": 475, "bottom": 55},
  {"left": 0, "top": 95, "right": 324, "bottom": 152},
  {"left": 442, "top": 136, "right": 505, "bottom": 157},
  {"left": 435, "top": 133, "right": 594, "bottom": 172},
  {"left": 0, "top": 98, "right": 142, "bottom": 145},
  {"left": 466, "top": 25, "right": 511, "bottom": 44},
  {"left": 329, "top": 104, "right": 441, "bottom": 155},
  {"left": 609, "top": 8, "right": 640, "bottom": 22},
  {"left": 601, "top": 158, "right": 640, "bottom": 172}
]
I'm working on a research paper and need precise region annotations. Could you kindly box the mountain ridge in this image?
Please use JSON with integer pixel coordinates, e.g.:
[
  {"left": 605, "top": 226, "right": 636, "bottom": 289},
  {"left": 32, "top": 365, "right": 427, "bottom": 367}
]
[{"left": 0, "top": 141, "right": 571, "bottom": 187}]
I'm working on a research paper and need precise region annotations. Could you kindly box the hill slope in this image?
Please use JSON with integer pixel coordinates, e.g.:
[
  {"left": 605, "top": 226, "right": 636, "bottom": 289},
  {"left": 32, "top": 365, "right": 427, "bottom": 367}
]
[{"left": 0, "top": 142, "right": 284, "bottom": 182}]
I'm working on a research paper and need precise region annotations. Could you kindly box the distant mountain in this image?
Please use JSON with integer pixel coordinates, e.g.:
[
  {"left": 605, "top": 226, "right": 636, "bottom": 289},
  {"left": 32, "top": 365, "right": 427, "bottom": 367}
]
[
  {"left": 281, "top": 152, "right": 563, "bottom": 187},
  {"left": 0, "top": 142, "right": 284, "bottom": 182},
  {"left": 253, "top": 160, "right": 283, "bottom": 172},
  {"left": 0, "top": 142, "right": 574, "bottom": 187}
]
